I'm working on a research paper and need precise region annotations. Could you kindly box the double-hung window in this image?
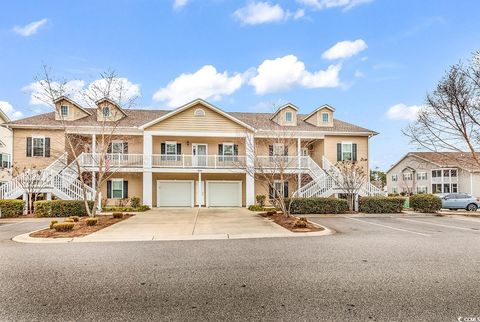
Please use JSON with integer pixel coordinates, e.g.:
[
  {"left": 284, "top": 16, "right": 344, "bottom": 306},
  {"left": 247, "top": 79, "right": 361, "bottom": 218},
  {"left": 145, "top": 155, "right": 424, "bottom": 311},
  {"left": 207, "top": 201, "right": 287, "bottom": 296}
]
[
  {"left": 221, "top": 142, "right": 234, "bottom": 162},
  {"left": 166, "top": 141, "right": 177, "bottom": 161},
  {"left": 322, "top": 112, "right": 329, "bottom": 124},
  {"left": 0, "top": 153, "right": 11, "bottom": 168},
  {"left": 416, "top": 186, "right": 427, "bottom": 193},
  {"left": 111, "top": 141, "right": 124, "bottom": 154},
  {"left": 285, "top": 112, "right": 292, "bottom": 122},
  {"left": 60, "top": 105, "right": 69, "bottom": 117},
  {"left": 33, "top": 137, "right": 45, "bottom": 157},
  {"left": 112, "top": 179, "right": 124, "bottom": 199},
  {"left": 417, "top": 172, "right": 427, "bottom": 180},
  {"left": 403, "top": 173, "right": 413, "bottom": 181},
  {"left": 391, "top": 174, "right": 398, "bottom": 182},
  {"left": 341, "top": 143, "right": 352, "bottom": 161}
]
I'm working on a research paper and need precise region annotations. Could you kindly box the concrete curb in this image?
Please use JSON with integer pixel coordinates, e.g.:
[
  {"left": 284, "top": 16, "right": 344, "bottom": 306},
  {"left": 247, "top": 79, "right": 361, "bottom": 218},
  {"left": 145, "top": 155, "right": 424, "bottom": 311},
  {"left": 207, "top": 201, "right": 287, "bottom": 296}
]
[{"left": 12, "top": 224, "right": 334, "bottom": 244}]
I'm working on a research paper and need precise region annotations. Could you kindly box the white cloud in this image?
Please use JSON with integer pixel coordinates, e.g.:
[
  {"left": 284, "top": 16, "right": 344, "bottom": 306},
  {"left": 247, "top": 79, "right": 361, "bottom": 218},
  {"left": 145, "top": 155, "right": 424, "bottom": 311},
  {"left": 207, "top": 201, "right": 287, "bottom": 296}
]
[
  {"left": 297, "top": 0, "right": 373, "bottom": 11},
  {"left": 0, "top": 101, "right": 23, "bottom": 120},
  {"left": 249, "top": 54, "right": 341, "bottom": 94},
  {"left": 354, "top": 70, "right": 364, "bottom": 77},
  {"left": 234, "top": 2, "right": 285, "bottom": 25},
  {"left": 386, "top": 103, "right": 422, "bottom": 121},
  {"left": 173, "top": 0, "right": 188, "bottom": 9},
  {"left": 153, "top": 65, "right": 245, "bottom": 108},
  {"left": 13, "top": 18, "right": 48, "bottom": 37},
  {"left": 23, "top": 78, "right": 140, "bottom": 107},
  {"left": 322, "top": 39, "right": 368, "bottom": 60}
]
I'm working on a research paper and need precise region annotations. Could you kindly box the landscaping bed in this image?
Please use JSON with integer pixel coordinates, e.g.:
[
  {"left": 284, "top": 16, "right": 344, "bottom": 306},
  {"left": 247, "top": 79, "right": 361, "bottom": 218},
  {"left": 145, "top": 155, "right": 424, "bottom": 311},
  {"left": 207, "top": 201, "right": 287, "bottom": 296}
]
[
  {"left": 30, "top": 214, "right": 133, "bottom": 238},
  {"left": 260, "top": 212, "right": 323, "bottom": 232}
]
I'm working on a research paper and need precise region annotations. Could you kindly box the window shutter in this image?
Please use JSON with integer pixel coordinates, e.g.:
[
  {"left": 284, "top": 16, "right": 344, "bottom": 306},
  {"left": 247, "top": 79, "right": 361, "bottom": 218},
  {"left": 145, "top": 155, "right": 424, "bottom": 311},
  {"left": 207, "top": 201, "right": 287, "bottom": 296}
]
[
  {"left": 123, "top": 142, "right": 128, "bottom": 154},
  {"left": 283, "top": 181, "right": 289, "bottom": 198},
  {"left": 107, "top": 143, "right": 112, "bottom": 153},
  {"left": 123, "top": 181, "right": 128, "bottom": 198},
  {"left": 352, "top": 143, "right": 357, "bottom": 162},
  {"left": 284, "top": 146, "right": 288, "bottom": 156},
  {"left": 233, "top": 144, "right": 238, "bottom": 156},
  {"left": 45, "top": 138, "right": 51, "bottom": 157},
  {"left": 176, "top": 143, "right": 181, "bottom": 154},
  {"left": 26, "top": 137, "right": 32, "bottom": 157},
  {"left": 337, "top": 143, "right": 342, "bottom": 161},
  {"left": 107, "top": 180, "right": 112, "bottom": 198},
  {"left": 268, "top": 145, "right": 273, "bottom": 156},
  {"left": 269, "top": 184, "right": 274, "bottom": 199},
  {"left": 161, "top": 143, "right": 166, "bottom": 154},
  {"left": 218, "top": 144, "right": 223, "bottom": 155}
]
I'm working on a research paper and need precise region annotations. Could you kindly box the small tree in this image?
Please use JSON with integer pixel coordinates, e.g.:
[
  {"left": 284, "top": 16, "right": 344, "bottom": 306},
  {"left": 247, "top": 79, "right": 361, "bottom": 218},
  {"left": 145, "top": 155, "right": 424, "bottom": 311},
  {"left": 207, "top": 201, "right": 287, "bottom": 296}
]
[
  {"left": 12, "top": 165, "right": 52, "bottom": 214},
  {"left": 328, "top": 160, "right": 368, "bottom": 211}
]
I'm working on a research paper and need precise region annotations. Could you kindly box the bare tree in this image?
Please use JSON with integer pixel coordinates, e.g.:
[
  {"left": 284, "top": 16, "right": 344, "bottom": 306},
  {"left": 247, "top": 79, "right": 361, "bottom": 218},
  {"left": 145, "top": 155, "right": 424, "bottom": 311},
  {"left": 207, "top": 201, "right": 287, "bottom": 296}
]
[
  {"left": 328, "top": 160, "right": 368, "bottom": 211},
  {"left": 12, "top": 165, "right": 52, "bottom": 214},
  {"left": 30, "top": 66, "right": 139, "bottom": 216},
  {"left": 404, "top": 51, "right": 480, "bottom": 168}
]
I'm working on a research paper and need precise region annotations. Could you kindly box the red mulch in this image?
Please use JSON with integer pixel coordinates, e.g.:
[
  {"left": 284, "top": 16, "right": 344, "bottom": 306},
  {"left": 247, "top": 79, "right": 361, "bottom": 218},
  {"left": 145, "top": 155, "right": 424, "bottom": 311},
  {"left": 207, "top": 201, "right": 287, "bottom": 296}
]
[
  {"left": 260, "top": 212, "right": 323, "bottom": 232},
  {"left": 30, "top": 214, "right": 134, "bottom": 238}
]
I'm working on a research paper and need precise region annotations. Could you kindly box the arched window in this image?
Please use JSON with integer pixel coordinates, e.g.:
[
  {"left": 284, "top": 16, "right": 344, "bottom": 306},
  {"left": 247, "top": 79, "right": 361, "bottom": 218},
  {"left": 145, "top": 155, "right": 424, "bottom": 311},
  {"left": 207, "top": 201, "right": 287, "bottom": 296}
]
[{"left": 194, "top": 108, "right": 206, "bottom": 117}]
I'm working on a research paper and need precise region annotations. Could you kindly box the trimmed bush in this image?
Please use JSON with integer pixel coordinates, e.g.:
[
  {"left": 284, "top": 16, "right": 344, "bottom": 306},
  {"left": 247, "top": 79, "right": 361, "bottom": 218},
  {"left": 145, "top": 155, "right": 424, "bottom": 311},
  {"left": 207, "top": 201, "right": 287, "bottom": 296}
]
[
  {"left": 85, "top": 218, "right": 98, "bottom": 226},
  {"left": 130, "top": 197, "right": 141, "bottom": 209},
  {"left": 52, "top": 222, "right": 74, "bottom": 232},
  {"left": 69, "top": 216, "right": 80, "bottom": 222},
  {"left": 255, "top": 195, "right": 266, "bottom": 207},
  {"left": 248, "top": 205, "right": 263, "bottom": 211},
  {"left": 359, "top": 196, "right": 405, "bottom": 214},
  {"left": 49, "top": 220, "right": 58, "bottom": 229},
  {"left": 102, "top": 205, "right": 150, "bottom": 213},
  {"left": 410, "top": 194, "right": 442, "bottom": 213},
  {"left": 112, "top": 212, "right": 123, "bottom": 219},
  {"left": 286, "top": 198, "right": 348, "bottom": 215},
  {"left": 0, "top": 200, "right": 25, "bottom": 218},
  {"left": 34, "top": 200, "right": 95, "bottom": 217}
]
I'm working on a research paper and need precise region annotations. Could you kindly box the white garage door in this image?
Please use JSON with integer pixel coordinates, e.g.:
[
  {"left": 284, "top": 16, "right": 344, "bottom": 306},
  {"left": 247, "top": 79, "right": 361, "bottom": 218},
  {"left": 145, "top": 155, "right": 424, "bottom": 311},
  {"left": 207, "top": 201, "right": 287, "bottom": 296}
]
[
  {"left": 207, "top": 181, "right": 242, "bottom": 207},
  {"left": 157, "top": 181, "right": 194, "bottom": 207}
]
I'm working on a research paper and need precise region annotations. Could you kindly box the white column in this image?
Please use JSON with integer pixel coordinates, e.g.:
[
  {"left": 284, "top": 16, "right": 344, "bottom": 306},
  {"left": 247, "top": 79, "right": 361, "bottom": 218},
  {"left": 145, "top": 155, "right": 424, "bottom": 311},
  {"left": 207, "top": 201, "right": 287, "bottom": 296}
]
[
  {"left": 46, "top": 193, "right": 52, "bottom": 201},
  {"left": 246, "top": 133, "right": 255, "bottom": 206},
  {"left": 297, "top": 137, "right": 302, "bottom": 188},
  {"left": 197, "top": 170, "right": 204, "bottom": 207},
  {"left": 91, "top": 134, "right": 96, "bottom": 168},
  {"left": 143, "top": 132, "right": 153, "bottom": 207}
]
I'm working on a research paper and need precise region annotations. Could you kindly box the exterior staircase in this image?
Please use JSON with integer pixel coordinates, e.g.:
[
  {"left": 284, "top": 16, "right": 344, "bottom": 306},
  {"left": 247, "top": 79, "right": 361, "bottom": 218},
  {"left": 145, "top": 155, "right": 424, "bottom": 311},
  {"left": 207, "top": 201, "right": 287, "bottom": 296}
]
[
  {"left": 294, "top": 156, "right": 386, "bottom": 198},
  {"left": 0, "top": 153, "right": 96, "bottom": 201}
]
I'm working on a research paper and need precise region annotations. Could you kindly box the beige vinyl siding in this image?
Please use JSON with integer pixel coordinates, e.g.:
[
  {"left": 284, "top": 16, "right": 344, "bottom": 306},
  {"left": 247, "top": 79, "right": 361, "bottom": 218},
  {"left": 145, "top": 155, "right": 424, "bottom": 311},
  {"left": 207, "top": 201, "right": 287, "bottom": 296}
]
[
  {"left": 271, "top": 106, "right": 297, "bottom": 126},
  {"left": 96, "top": 100, "right": 125, "bottom": 122},
  {"left": 323, "top": 135, "right": 369, "bottom": 171},
  {"left": 254, "top": 138, "right": 297, "bottom": 157},
  {"left": 54, "top": 99, "right": 89, "bottom": 121},
  {"left": 13, "top": 129, "right": 66, "bottom": 169},
  {"left": 100, "top": 172, "right": 143, "bottom": 206},
  {"left": 304, "top": 107, "right": 334, "bottom": 127},
  {"left": 254, "top": 174, "right": 298, "bottom": 206},
  {"left": 145, "top": 103, "right": 247, "bottom": 133}
]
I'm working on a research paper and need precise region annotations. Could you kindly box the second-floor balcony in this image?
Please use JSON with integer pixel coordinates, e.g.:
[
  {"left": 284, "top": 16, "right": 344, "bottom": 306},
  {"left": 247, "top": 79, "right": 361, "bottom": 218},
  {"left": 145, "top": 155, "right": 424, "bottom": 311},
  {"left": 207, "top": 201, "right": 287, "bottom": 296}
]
[{"left": 78, "top": 153, "right": 312, "bottom": 171}]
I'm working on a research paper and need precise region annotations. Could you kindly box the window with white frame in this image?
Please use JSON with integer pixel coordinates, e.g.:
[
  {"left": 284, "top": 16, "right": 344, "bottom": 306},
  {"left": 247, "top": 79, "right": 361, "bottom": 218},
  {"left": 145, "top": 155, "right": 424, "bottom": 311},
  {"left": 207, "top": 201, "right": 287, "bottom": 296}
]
[
  {"left": 285, "top": 111, "right": 293, "bottom": 122},
  {"left": 417, "top": 172, "right": 427, "bottom": 180},
  {"left": 112, "top": 179, "right": 124, "bottom": 199},
  {"left": 416, "top": 186, "right": 427, "bottom": 193},
  {"left": 392, "top": 174, "right": 398, "bottom": 182},
  {"left": 392, "top": 187, "right": 398, "bottom": 193},
  {"left": 111, "top": 141, "right": 124, "bottom": 154},
  {"left": 341, "top": 143, "right": 352, "bottom": 161},
  {"left": 166, "top": 141, "right": 177, "bottom": 155},
  {"left": 33, "top": 137, "right": 46, "bottom": 157},
  {"left": 274, "top": 180, "right": 284, "bottom": 197},
  {"left": 222, "top": 143, "right": 234, "bottom": 156},
  {"left": 273, "top": 143, "right": 285, "bottom": 156},
  {"left": 322, "top": 112, "right": 329, "bottom": 124},
  {"left": 432, "top": 170, "right": 441, "bottom": 178},
  {"left": 103, "top": 106, "right": 111, "bottom": 117},
  {"left": 0, "top": 153, "right": 11, "bottom": 168},
  {"left": 432, "top": 184, "right": 442, "bottom": 193},
  {"left": 452, "top": 183, "right": 458, "bottom": 192},
  {"left": 450, "top": 169, "right": 457, "bottom": 177},
  {"left": 60, "top": 105, "right": 69, "bottom": 117},
  {"left": 403, "top": 173, "right": 413, "bottom": 181}
]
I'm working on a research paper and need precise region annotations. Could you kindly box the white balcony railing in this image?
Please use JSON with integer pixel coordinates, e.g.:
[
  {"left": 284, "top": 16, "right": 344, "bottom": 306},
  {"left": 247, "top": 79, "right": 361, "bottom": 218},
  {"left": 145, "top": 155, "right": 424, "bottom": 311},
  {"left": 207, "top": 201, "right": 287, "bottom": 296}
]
[{"left": 152, "top": 154, "right": 247, "bottom": 168}]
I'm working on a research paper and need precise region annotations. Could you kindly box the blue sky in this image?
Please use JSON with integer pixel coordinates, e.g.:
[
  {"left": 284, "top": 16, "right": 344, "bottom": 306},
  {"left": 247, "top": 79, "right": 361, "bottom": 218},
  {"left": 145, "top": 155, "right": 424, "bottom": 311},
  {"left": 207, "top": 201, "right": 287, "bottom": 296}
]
[{"left": 1, "top": 0, "right": 479, "bottom": 170}]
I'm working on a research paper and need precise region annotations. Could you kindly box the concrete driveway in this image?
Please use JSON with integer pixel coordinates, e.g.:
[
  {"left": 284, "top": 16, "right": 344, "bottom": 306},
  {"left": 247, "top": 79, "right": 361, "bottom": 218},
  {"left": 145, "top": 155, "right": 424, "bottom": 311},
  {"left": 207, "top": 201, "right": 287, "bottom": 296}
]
[{"left": 81, "top": 208, "right": 289, "bottom": 241}]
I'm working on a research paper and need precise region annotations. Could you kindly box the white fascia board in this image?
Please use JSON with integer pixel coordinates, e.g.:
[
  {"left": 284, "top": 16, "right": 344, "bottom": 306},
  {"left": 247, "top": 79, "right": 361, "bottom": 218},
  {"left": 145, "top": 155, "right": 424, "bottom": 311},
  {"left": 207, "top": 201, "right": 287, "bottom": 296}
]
[{"left": 144, "top": 130, "right": 247, "bottom": 138}]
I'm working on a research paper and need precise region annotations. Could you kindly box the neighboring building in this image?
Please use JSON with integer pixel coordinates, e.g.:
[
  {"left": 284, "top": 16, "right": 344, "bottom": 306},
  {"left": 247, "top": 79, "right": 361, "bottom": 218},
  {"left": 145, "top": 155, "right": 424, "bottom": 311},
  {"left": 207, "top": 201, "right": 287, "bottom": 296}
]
[
  {"left": 0, "top": 98, "right": 382, "bottom": 207},
  {"left": 386, "top": 152, "right": 480, "bottom": 196},
  {"left": 0, "top": 109, "right": 12, "bottom": 185}
]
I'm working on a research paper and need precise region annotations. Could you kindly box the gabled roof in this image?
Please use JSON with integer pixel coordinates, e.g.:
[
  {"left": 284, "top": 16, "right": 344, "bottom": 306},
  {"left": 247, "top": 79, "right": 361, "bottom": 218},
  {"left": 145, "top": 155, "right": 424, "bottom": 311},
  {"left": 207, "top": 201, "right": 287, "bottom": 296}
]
[
  {"left": 139, "top": 98, "right": 255, "bottom": 131},
  {"left": 303, "top": 104, "right": 336, "bottom": 121},
  {"left": 54, "top": 96, "right": 92, "bottom": 116},
  {"left": 270, "top": 103, "right": 299, "bottom": 120},
  {"left": 387, "top": 151, "right": 480, "bottom": 173},
  {"left": 96, "top": 97, "right": 128, "bottom": 116}
]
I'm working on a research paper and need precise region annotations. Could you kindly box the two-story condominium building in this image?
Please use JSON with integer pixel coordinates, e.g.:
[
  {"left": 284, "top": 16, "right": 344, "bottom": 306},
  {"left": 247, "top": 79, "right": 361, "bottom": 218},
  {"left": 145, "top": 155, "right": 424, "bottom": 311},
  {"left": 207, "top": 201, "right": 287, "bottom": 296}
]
[
  {"left": 0, "top": 98, "right": 382, "bottom": 208},
  {"left": 386, "top": 152, "right": 480, "bottom": 196},
  {"left": 0, "top": 109, "right": 12, "bottom": 185}
]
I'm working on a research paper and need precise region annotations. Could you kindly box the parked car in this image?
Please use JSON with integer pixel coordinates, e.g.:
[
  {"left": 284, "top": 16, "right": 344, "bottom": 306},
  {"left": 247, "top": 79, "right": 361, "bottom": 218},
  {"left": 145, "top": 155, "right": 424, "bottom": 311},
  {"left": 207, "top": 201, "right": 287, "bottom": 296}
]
[{"left": 436, "top": 193, "right": 480, "bottom": 211}]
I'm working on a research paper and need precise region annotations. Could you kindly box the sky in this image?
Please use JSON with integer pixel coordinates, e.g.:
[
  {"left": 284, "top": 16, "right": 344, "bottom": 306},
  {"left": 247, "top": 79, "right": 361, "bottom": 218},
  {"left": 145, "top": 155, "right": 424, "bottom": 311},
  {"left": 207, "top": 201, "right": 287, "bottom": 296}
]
[{"left": 1, "top": 0, "right": 479, "bottom": 171}]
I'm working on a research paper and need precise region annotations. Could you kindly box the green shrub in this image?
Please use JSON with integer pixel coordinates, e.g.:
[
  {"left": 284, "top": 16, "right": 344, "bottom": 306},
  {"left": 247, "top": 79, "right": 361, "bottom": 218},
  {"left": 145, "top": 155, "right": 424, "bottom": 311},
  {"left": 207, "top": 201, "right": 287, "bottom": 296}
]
[
  {"left": 410, "top": 194, "right": 442, "bottom": 213},
  {"left": 34, "top": 200, "right": 95, "bottom": 217},
  {"left": 69, "top": 216, "right": 80, "bottom": 222},
  {"left": 112, "top": 212, "right": 123, "bottom": 219},
  {"left": 286, "top": 198, "right": 348, "bottom": 215},
  {"left": 136, "top": 205, "right": 150, "bottom": 212},
  {"left": 359, "top": 196, "right": 405, "bottom": 214},
  {"left": 130, "top": 197, "right": 141, "bottom": 209},
  {"left": 248, "top": 205, "right": 263, "bottom": 211},
  {"left": 102, "top": 205, "right": 150, "bottom": 213},
  {"left": 49, "top": 220, "right": 58, "bottom": 229},
  {"left": 52, "top": 222, "right": 74, "bottom": 232},
  {"left": 0, "top": 200, "right": 25, "bottom": 218},
  {"left": 255, "top": 195, "right": 266, "bottom": 207},
  {"left": 85, "top": 218, "right": 98, "bottom": 226}
]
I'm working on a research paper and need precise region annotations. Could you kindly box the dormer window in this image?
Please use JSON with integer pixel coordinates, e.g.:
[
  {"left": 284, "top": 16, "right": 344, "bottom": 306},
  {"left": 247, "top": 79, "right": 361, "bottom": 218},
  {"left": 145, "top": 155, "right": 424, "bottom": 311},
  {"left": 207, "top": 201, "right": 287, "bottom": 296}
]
[
  {"left": 60, "top": 105, "right": 69, "bottom": 117},
  {"left": 103, "top": 106, "right": 111, "bottom": 117},
  {"left": 285, "top": 111, "right": 293, "bottom": 122},
  {"left": 194, "top": 108, "right": 206, "bottom": 117},
  {"left": 322, "top": 112, "right": 329, "bottom": 124}
]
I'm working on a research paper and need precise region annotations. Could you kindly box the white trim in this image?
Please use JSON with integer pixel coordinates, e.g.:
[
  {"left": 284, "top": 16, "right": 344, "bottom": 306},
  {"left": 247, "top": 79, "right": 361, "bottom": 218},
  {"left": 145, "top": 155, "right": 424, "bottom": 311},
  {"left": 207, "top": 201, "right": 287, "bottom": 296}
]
[
  {"left": 95, "top": 97, "right": 128, "bottom": 116},
  {"left": 60, "top": 105, "right": 69, "bottom": 117},
  {"left": 139, "top": 98, "right": 255, "bottom": 131},
  {"left": 221, "top": 142, "right": 234, "bottom": 156},
  {"left": 269, "top": 103, "right": 299, "bottom": 120},
  {"left": 144, "top": 130, "right": 248, "bottom": 138},
  {"left": 165, "top": 141, "right": 178, "bottom": 155},
  {"left": 285, "top": 111, "right": 293, "bottom": 122},
  {"left": 32, "top": 136, "right": 46, "bottom": 157},
  {"left": 303, "top": 104, "right": 335, "bottom": 121},
  {"left": 54, "top": 96, "right": 92, "bottom": 116},
  {"left": 156, "top": 180, "right": 195, "bottom": 208},
  {"left": 111, "top": 178, "right": 124, "bottom": 199},
  {"left": 194, "top": 108, "right": 206, "bottom": 117},
  {"left": 206, "top": 180, "right": 242, "bottom": 207}
]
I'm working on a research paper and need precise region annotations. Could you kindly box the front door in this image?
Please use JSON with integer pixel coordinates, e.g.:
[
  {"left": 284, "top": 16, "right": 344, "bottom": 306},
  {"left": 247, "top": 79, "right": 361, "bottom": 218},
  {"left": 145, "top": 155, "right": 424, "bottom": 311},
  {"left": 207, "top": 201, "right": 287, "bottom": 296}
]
[{"left": 193, "top": 144, "right": 207, "bottom": 167}]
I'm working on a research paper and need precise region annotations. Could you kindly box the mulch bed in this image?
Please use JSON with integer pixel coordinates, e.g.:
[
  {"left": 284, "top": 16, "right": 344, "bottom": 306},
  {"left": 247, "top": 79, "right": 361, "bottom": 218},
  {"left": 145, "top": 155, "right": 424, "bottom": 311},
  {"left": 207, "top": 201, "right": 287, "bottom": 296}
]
[
  {"left": 30, "top": 214, "right": 134, "bottom": 238},
  {"left": 260, "top": 212, "right": 323, "bottom": 232}
]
